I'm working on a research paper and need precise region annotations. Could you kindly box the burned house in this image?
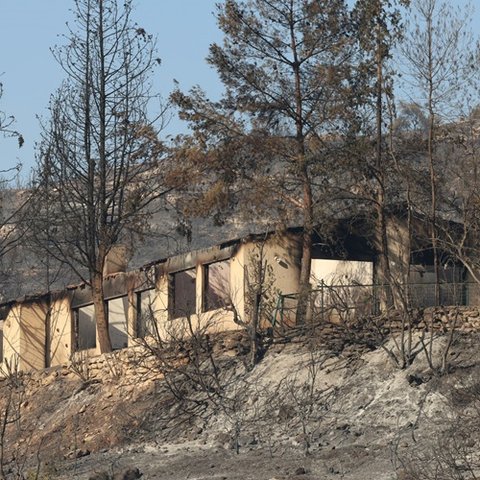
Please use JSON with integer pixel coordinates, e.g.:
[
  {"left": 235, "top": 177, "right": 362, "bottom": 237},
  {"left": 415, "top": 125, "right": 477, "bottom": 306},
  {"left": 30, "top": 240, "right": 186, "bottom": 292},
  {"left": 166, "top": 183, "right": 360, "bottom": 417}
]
[
  {"left": 0, "top": 230, "right": 301, "bottom": 371},
  {"left": 0, "top": 215, "right": 476, "bottom": 372}
]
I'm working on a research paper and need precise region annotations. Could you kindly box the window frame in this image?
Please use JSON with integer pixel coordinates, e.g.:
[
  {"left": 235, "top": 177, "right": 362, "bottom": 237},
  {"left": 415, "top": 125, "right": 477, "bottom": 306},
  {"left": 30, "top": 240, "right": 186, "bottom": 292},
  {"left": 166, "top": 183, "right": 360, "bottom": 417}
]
[
  {"left": 72, "top": 304, "right": 97, "bottom": 351},
  {"left": 136, "top": 288, "right": 157, "bottom": 337},
  {"left": 203, "top": 259, "right": 231, "bottom": 312},
  {"left": 170, "top": 267, "right": 197, "bottom": 319}
]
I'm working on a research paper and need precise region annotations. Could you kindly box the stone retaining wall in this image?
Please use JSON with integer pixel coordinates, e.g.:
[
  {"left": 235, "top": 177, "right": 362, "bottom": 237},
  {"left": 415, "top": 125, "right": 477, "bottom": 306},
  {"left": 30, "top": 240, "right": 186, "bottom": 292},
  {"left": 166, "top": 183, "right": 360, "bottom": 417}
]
[
  {"left": 66, "top": 344, "right": 161, "bottom": 383},
  {"left": 13, "top": 309, "right": 477, "bottom": 383},
  {"left": 64, "top": 330, "right": 249, "bottom": 383},
  {"left": 72, "top": 308, "right": 480, "bottom": 381},
  {"left": 383, "top": 306, "right": 480, "bottom": 333}
]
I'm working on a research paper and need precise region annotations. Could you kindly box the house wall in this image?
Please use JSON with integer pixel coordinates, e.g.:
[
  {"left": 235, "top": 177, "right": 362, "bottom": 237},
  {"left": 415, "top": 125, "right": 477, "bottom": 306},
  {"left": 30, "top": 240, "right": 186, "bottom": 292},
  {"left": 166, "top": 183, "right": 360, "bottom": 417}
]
[
  {"left": 244, "top": 234, "right": 301, "bottom": 296},
  {"left": 230, "top": 243, "right": 246, "bottom": 321},
  {"left": 153, "top": 247, "right": 242, "bottom": 341},
  {"left": 0, "top": 232, "right": 303, "bottom": 371},
  {"left": 242, "top": 233, "right": 301, "bottom": 327},
  {"left": 20, "top": 301, "right": 47, "bottom": 371},
  {"left": 3, "top": 300, "right": 47, "bottom": 371},
  {"left": 310, "top": 259, "right": 373, "bottom": 286},
  {"left": 127, "top": 289, "right": 137, "bottom": 344},
  {"left": 49, "top": 295, "right": 73, "bottom": 367},
  {"left": 385, "top": 216, "right": 411, "bottom": 284},
  {"left": 3, "top": 304, "right": 21, "bottom": 369},
  {"left": 137, "top": 235, "right": 299, "bottom": 341},
  {"left": 103, "top": 244, "right": 130, "bottom": 276},
  {"left": 462, "top": 270, "right": 480, "bottom": 306}
]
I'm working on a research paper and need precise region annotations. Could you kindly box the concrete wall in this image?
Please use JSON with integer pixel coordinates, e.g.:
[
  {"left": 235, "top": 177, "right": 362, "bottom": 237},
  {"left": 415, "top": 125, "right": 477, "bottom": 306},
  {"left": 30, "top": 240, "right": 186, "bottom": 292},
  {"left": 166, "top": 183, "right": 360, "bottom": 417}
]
[
  {"left": 134, "top": 234, "right": 300, "bottom": 342},
  {"left": 3, "top": 300, "right": 47, "bottom": 371},
  {"left": 20, "top": 301, "right": 47, "bottom": 371},
  {"left": 0, "top": 233, "right": 303, "bottom": 371},
  {"left": 241, "top": 233, "right": 301, "bottom": 327},
  {"left": 103, "top": 244, "right": 130, "bottom": 276},
  {"left": 49, "top": 295, "right": 73, "bottom": 367},
  {"left": 152, "top": 253, "right": 241, "bottom": 342},
  {"left": 243, "top": 234, "right": 301, "bottom": 296},
  {"left": 229, "top": 243, "right": 246, "bottom": 321},
  {"left": 465, "top": 270, "right": 480, "bottom": 306},
  {"left": 310, "top": 259, "right": 373, "bottom": 286},
  {"left": 3, "top": 304, "right": 21, "bottom": 369},
  {"left": 383, "top": 216, "right": 411, "bottom": 284}
]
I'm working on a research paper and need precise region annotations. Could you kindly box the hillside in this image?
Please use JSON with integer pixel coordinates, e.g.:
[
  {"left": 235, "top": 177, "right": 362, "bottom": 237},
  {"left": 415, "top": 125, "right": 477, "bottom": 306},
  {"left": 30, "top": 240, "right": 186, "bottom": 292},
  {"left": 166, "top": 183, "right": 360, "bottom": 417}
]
[
  {"left": 0, "top": 328, "right": 479, "bottom": 480},
  {"left": 0, "top": 189, "right": 274, "bottom": 302}
]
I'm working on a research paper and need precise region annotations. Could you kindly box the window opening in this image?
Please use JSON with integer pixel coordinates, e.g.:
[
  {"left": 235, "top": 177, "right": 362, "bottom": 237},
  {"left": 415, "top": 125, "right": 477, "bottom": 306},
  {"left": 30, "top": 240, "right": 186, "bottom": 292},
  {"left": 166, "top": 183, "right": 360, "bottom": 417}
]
[
  {"left": 171, "top": 268, "right": 196, "bottom": 318},
  {"left": 107, "top": 296, "right": 129, "bottom": 349},
  {"left": 74, "top": 305, "right": 96, "bottom": 350},
  {"left": 136, "top": 289, "right": 157, "bottom": 337},
  {"left": 204, "top": 260, "right": 230, "bottom": 311}
]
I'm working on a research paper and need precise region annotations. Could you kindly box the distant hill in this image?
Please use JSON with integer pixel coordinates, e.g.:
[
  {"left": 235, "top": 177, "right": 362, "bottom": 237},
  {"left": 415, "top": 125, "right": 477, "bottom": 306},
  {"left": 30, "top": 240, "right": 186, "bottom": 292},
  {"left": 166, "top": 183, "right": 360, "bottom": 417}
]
[{"left": 0, "top": 188, "right": 279, "bottom": 301}]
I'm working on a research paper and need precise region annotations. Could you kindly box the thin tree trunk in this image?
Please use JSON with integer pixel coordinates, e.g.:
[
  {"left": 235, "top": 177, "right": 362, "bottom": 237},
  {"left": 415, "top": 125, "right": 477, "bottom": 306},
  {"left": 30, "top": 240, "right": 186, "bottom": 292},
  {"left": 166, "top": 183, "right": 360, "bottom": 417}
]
[
  {"left": 374, "top": 11, "right": 392, "bottom": 307},
  {"left": 297, "top": 174, "right": 313, "bottom": 324},
  {"left": 249, "top": 291, "right": 261, "bottom": 367},
  {"left": 90, "top": 0, "right": 113, "bottom": 353},
  {"left": 426, "top": 11, "right": 440, "bottom": 305}
]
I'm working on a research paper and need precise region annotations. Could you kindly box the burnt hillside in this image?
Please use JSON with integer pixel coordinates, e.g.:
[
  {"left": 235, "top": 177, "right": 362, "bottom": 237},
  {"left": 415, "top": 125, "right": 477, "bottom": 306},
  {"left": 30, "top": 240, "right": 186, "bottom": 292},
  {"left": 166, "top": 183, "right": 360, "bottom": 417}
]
[{"left": 0, "top": 329, "right": 478, "bottom": 479}]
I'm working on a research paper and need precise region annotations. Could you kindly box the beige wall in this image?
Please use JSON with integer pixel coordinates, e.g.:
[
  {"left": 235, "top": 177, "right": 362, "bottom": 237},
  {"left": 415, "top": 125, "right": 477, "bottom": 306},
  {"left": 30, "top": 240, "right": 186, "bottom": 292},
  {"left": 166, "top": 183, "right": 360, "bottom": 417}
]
[
  {"left": 49, "top": 295, "right": 73, "bottom": 367},
  {"left": 150, "top": 263, "right": 240, "bottom": 342},
  {"left": 3, "top": 301, "right": 47, "bottom": 371},
  {"left": 230, "top": 244, "right": 246, "bottom": 320},
  {"left": 384, "top": 217, "right": 411, "bottom": 284},
  {"left": 3, "top": 304, "right": 21, "bottom": 369},
  {"left": 20, "top": 302, "right": 47, "bottom": 371},
  {"left": 127, "top": 289, "right": 137, "bottom": 346},
  {"left": 465, "top": 270, "right": 480, "bottom": 306},
  {"left": 138, "top": 235, "right": 299, "bottom": 342},
  {"left": 310, "top": 259, "right": 373, "bottom": 286},
  {"left": 243, "top": 234, "right": 301, "bottom": 296},
  {"left": 241, "top": 234, "right": 301, "bottom": 327},
  {"left": 103, "top": 244, "right": 130, "bottom": 276},
  {"left": 0, "top": 233, "right": 304, "bottom": 371}
]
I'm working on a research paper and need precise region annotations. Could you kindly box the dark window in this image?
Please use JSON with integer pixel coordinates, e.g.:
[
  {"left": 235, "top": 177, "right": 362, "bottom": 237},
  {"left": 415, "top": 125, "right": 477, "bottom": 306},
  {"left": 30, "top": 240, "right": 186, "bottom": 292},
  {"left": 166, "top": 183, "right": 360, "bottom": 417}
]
[
  {"left": 204, "top": 260, "right": 230, "bottom": 311},
  {"left": 171, "top": 268, "right": 196, "bottom": 318},
  {"left": 136, "top": 289, "right": 157, "bottom": 337}
]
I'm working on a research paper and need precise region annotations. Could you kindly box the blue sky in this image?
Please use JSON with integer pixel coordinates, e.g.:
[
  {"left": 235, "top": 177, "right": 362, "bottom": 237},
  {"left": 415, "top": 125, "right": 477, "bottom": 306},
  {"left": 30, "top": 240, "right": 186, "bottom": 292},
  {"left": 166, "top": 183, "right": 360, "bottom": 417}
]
[
  {"left": 0, "top": 0, "right": 223, "bottom": 180},
  {"left": 0, "top": 1, "right": 477, "bottom": 181}
]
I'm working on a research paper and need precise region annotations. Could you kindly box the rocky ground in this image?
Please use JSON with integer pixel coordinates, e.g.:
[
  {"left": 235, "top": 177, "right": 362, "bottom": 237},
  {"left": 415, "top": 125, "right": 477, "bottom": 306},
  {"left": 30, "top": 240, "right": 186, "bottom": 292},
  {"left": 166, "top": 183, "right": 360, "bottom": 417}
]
[{"left": 0, "top": 328, "right": 479, "bottom": 479}]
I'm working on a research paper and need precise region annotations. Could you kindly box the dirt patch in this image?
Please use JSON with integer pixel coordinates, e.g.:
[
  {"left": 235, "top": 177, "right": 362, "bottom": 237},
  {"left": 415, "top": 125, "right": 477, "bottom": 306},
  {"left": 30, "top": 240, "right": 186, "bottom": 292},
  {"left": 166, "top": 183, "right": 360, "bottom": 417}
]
[{"left": 0, "top": 331, "right": 479, "bottom": 479}]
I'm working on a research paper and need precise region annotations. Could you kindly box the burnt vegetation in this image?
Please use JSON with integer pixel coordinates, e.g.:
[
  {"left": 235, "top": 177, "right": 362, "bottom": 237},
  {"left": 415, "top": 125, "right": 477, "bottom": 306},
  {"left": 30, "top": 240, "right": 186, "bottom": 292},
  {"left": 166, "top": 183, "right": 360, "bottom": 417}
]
[{"left": 2, "top": 0, "right": 480, "bottom": 478}]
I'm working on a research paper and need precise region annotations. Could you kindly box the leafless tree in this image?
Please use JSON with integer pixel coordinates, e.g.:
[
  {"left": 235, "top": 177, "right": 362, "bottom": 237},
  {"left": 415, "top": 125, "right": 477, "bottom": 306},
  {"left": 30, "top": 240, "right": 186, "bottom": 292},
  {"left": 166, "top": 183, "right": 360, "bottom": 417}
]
[
  {"left": 0, "top": 80, "right": 23, "bottom": 149},
  {"left": 29, "top": 0, "right": 170, "bottom": 352},
  {"left": 0, "top": 80, "right": 31, "bottom": 301},
  {"left": 0, "top": 358, "right": 28, "bottom": 480},
  {"left": 228, "top": 239, "right": 278, "bottom": 367},
  {"left": 399, "top": 0, "right": 479, "bottom": 303}
]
